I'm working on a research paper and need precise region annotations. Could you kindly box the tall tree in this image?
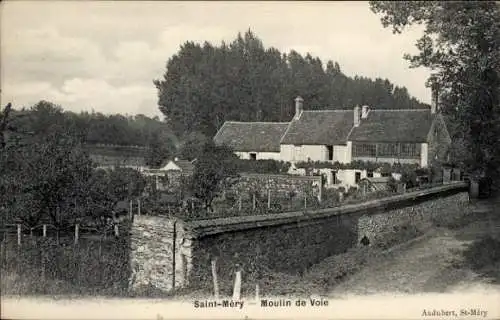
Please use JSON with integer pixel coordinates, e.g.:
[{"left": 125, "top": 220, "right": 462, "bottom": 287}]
[
  {"left": 370, "top": 1, "right": 500, "bottom": 180},
  {"left": 155, "top": 30, "right": 428, "bottom": 140}
]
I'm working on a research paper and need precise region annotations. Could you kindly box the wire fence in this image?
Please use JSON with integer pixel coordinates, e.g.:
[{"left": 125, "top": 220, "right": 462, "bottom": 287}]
[{"left": 0, "top": 225, "right": 131, "bottom": 296}]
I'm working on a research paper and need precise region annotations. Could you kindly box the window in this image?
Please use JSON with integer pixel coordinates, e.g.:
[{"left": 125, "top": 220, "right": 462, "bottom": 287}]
[
  {"left": 367, "top": 170, "right": 373, "bottom": 178},
  {"left": 249, "top": 153, "right": 257, "bottom": 160},
  {"left": 327, "top": 145, "right": 334, "bottom": 161},
  {"left": 353, "top": 143, "right": 376, "bottom": 157},
  {"left": 355, "top": 172, "right": 361, "bottom": 183},
  {"left": 378, "top": 143, "right": 399, "bottom": 157},
  {"left": 400, "top": 143, "right": 420, "bottom": 158}
]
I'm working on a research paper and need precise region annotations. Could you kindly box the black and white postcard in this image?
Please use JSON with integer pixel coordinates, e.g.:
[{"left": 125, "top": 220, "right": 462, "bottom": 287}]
[{"left": 1, "top": 1, "right": 499, "bottom": 319}]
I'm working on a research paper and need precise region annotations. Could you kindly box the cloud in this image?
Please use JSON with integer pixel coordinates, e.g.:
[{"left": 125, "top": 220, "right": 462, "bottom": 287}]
[
  {"left": 1, "top": 1, "right": 432, "bottom": 117},
  {"left": 2, "top": 78, "right": 157, "bottom": 116}
]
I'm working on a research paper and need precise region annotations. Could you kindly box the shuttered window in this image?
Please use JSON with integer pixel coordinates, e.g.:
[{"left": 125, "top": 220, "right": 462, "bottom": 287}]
[
  {"left": 352, "top": 142, "right": 420, "bottom": 159},
  {"left": 352, "top": 143, "right": 376, "bottom": 157}
]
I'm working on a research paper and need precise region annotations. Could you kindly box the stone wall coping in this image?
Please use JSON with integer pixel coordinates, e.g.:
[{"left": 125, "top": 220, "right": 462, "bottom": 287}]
[
  {"left": 186, "top": 181, "right": 468, "bottom": 238},
  {"left": 240, "top": 173, "right": 322, "bottom": 181}
]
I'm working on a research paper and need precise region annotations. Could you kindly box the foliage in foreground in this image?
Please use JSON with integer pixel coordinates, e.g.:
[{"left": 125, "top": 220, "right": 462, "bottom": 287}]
[
  {"left": 1, "top": 101, "right": 147, "bottom": 228},
  {"left": 370, "top": 1, "right": 500, "bottom": 180}
]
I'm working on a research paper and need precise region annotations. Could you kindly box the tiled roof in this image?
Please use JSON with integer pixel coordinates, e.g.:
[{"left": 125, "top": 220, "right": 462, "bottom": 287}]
[
  {"left": 280, "top": 110, "right": 354, "bottom": 145},
  {"left": 348, "top": 110, "right": 433, "bottom": 143},
  {"left": 213, "top": 121, "right": 289, "bottom": 152},
  {"left": 174, "top": 160, "right": 195, "bottom": 173}
]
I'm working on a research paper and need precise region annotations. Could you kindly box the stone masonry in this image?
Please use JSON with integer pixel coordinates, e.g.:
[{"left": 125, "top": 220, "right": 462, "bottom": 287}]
[
  {"left": 128, "top": 182, "right": 468, "bottom": 294},
  {"left": 128, "top": 216, "right": 192, "bottom": 292}
]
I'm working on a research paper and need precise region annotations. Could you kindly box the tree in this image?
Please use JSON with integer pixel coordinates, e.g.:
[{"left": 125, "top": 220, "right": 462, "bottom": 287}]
[
  {"left": 189, "top": 141, "right": 238, "bottom": 212},
  {"left": 370, "top": 1, "right": 500, "bottom": 181},
  {"left": 154, "top": 29, "right": 428, "bottom": 139},
  {"left": 1, "top": 129, "right": 95, "bottom": 228},
  {"left": 1, "top": 101, "right": 150, "bottom": 228},
  {"left": 177, "top": 131, "right": 212, "bottom": 161},
  {"left": 145, "top": 131, "right": 176, "bottom": 167}
]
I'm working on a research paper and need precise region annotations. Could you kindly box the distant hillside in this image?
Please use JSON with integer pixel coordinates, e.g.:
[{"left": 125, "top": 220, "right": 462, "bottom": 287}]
[
  {"left": 156, "top": 29, "right": 430, "bottom": 138},
  {"left": 6, "top": 101, "right": 177, "bottom": 167},
  {"left": 85, "top": 144, "right": 149, "bottom": 168}
]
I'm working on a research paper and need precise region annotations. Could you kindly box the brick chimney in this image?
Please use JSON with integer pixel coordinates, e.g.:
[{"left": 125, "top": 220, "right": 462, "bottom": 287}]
[
  {"left": 361, "top": 105, "right": 370, "bottom": 119},
  {"left": 354, "top": 105, "right": 361, "bottom": 127},
  {"left": 294, "top": 96, "right": 304, "bottom": 120},
  {"left": 431, "top": 84, "right": 439, "bottom": 114}
]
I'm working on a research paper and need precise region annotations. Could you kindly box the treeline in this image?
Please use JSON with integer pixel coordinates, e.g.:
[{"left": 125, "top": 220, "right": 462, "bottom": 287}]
[
  {"left": 155, "top": 29, "right": 428, "bottom": 138},
  {"left": 9, "top": 101, "right": 176, "bottom": 146},
  {"left": 7, "top": 101, "right": 177, "bottom": 167}
]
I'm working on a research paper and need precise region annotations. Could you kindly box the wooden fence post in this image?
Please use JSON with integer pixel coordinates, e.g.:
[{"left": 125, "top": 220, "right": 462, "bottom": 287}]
[
  {"left": 137, "top": 199, "right": 141, "bottom": 216},
  {"left": 255, "top": 284, "right": 260, "bottom": 303},
  {"left": 232, "top": 265, "right": 242, "bottom": 301},
  {"left": 41, "top": 251, "right": 46, "bottom": 281},
  {"left": 129, "top": 200, "right": 133, "bottom": 218},
  {"left": 17, "top": 224, "right": 21, "bottom": 247},
  {"left": 304, "top": 194, "right": 307, "bottom": 209},
  {"left": 211, "top": 259, "right": 219, "bottom": 299},
  {"left": 43, "top": 224, "right": 47, "bottom": 237},
  {"left": 238, "top": 195, "right": 242, "bottom": 212},
  {"left": 74, "top": 224, "right": 79, "bottom": 245},
  {"left": 252, "top": 193, "right": 256, "bottom": 210},
  {"left": 114, "top": 224, "right": 119, "bottom": 237},
  {"left": 267, "top": 189, "right": 271, "bottom": 209}
]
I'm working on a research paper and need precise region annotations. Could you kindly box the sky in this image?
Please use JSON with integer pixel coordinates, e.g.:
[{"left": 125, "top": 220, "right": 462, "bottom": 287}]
[{"left": 1, "top": 1, "right": 431, "bottom": 118}]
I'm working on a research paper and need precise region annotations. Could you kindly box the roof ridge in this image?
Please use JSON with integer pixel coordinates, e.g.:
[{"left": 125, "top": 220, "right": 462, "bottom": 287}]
[
  {"left": 280, "top": 120, "right": 294, "bottom": 144},
  {"left": 213, "top": 121, "right": 229, "bottom": 141}
]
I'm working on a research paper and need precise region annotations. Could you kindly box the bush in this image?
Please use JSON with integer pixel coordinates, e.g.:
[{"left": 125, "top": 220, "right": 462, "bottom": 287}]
[{"left": 232, "top": 159, "right": 291, "bottom": 174}]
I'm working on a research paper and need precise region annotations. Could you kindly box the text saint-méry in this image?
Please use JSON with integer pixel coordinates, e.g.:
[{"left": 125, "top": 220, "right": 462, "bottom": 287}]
[{"left": 193, "top": 300, "right": 244, "bottom": 309}]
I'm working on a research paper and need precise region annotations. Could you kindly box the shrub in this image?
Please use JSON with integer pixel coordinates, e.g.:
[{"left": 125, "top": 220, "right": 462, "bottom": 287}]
[{"left": 232, "top": 159, "right": 291, "bottom": 174}]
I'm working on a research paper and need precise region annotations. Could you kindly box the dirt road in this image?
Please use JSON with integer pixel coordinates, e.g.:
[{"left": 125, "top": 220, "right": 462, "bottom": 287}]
[{"left": 329, "top": 200, "right": 500, "bottom": 298}]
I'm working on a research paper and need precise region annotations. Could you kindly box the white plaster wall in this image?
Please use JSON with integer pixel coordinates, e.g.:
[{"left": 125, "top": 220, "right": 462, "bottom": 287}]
[
  {"left": 346, "top": 141, "right": 353, "bottom": 163},
  {"left": 333, "top": 145, "right": 350, "bottom": 163},
  {"left": 280, "top": 145, "right": 294, "bottom": 162},
  {"left": 281, "top": 144, "right": 349, "bottom": 163},
  {"left": 336, "top": 169, "right": 367, "bottom": 188},
  {"left": 421, "top": 143, "right": 428, "bottom": 167},
  {"left": 302, "top": 145, "right": 328, "bottom": 162},
  {"left": 235, "top": 151, "right": 282, "bottom": 160},
  {"left": 280, "top": 144, "right": 327, "bottom": 162}
]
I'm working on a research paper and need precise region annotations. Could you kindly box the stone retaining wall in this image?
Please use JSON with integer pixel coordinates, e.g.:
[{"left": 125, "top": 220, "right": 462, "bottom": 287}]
[
  {"left": 128, "top": 216, "right": 192, "bottom": 292},
  {"left": 357, "top": 192, "right": 469, "bottom": 245},
  {"left": 128, "top": 182, "right": 469, "bottom": 294},
  {"left": 229, "top": 173, "right": 322, "bottom": 200}
]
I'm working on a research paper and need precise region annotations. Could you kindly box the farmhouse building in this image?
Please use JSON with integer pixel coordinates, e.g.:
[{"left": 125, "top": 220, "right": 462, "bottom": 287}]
[
  {"left": 280, "top": 96, "right": 354, "bottom": 164},
  {"left": 213, "top": 121, "right": 289, "bottom": 160},
  {"left": 213, "top": 91, "right": 451, "bottom": 188}
]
